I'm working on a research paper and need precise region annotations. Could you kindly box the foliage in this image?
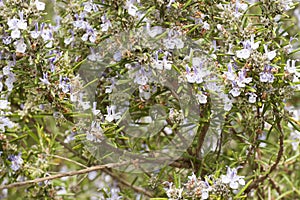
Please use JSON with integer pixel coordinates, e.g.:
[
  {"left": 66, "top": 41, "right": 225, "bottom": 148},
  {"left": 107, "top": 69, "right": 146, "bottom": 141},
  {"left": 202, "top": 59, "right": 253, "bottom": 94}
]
[{"left": 0, "top": 0, "right": 300, "bottom": 199}]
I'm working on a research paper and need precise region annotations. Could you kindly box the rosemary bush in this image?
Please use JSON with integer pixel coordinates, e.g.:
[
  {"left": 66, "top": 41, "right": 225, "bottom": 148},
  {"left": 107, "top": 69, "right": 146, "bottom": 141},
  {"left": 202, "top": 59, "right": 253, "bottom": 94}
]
[{"left": 0, "top": 0, "right": 300, "bottom": 199}]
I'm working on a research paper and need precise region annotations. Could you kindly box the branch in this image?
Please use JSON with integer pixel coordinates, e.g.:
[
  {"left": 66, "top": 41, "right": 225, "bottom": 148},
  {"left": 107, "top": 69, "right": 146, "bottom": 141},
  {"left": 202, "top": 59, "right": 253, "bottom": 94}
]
[
  {"left": 54, "top": 138, "right": 154, "bottom": 197},
  {"left": 245, "top": 118, "right": 284, "bottom": 194},
  {"left": 0, "top": 161, "right": 130, "bottom": 190}
]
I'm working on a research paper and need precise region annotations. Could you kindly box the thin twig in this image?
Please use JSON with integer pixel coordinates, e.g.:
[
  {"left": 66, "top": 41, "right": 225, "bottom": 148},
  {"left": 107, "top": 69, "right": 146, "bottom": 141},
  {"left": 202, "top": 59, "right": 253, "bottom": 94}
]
[
  {"left": 54, "top": 138, "right": 154, "bottom": 197},
  {"left": 268, "top": 177, "right": 281, "bottom": 195},
  {"left": 103, "top": 169, "right": 153, "bottom": 197},
  {"left": 245, "top": 118, "right": 284, "bottom": 194},
  {"left": 0, "top": 161, "right": 130, "bottom": 190}
]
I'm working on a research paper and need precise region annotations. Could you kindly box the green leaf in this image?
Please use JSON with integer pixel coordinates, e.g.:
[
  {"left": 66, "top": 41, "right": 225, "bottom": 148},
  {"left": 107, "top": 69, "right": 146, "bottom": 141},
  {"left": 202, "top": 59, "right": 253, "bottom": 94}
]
[{"left": 234, "top": 179, "right": 253, "bottom": 199}]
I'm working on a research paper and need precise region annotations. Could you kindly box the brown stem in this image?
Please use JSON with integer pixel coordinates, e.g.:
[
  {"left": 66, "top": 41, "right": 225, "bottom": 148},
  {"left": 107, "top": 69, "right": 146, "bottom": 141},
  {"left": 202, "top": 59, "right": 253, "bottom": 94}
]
[
  {"left": 245, "top": 118, "right": 284, "bottom": 194},
  {"left": 268, "top": 177, "right": 281, "bottom": 195},
  {"left": 195, "top": 122, "right": 210, "bottom": 158},
  {"left": 0, "top": 161, "right": 130, "bottom": 190}
]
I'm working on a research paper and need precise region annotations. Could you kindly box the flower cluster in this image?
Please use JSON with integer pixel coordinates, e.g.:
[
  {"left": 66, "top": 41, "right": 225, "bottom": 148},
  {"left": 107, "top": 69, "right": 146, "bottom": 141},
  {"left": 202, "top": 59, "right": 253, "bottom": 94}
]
[{"left": 164, "top": 167, "right": 246, "bottom": 200}]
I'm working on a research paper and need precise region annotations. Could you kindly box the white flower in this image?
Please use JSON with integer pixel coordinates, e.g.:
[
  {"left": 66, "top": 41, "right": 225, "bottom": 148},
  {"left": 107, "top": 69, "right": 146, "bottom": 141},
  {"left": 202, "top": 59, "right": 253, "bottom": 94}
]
[
  {"left": 147, "top": 25, "right": 163, "bottom": 38},
  {"left": 17, "top": 12, "right": 27, "bottom": 30},
  {"left": 236, "top": 49, "right": 251, "bottom": 59},
  {"left": 153, "top": 57, "right": 172, "bottom": 70},
  {"left": 163, "top": 38, "right": 184, "bottom": 49},
  {"left": 185, "top": 65, "right": 206, "bottom": 84},
  {"left": 203, "top": 21, "right": 210, "bottom": 30},
  {"left": 202, "top": 190, "right": 209, "bottom": 199},
  {"left": 5, "top": 73, "right": 16, "bottom": 91},
  {"left": 196, "top": 93, "right": 207, "bottom": 104},
  {"left": 11, "top": 29, "right": 21, "bottom": 39},
  {"left": 14, "top": 39, "right": 27, "bottom": 53},
  {"left": 221, "top": 167, "right": 245, "bottom": 189},
  {"left": 236, "top": 70, "right": 252, "bottom": 87},
  {"left": 83, "top": 1, "right": 93, "bottom": 12},
  {"left": 64, "top": 37, "right": 74, "bottom": 45},
  {"left": 0, "top": 116, "right": 16, "bottom": 132},
  {"left": 92, "top": 102, "right": 101, "bottom": 116},
  {"left": 249, "top": 34, "right": 261, "bottom": 50},
  {"left": 285, "top": 59, "right": 297, "bottom": 74},
  {"left": 30, "top": 30, "right": 40, "bottom": 39},
  {"left": 126, "top": 1, "right": 138, "bottom": 16},
  {"left": 7, "top": 17, "right": 19, "bottom": 30},
  {"left": 101, "top": 16, "right": 111, "bottom": 32},
  {"left": 134, "top": 68, "right": 150, "bottom": 85},
  {"left": 89, "top": 34, "right": 96, "bottom": 43},
  {"left": 134, "top": 75, "right": 148, "bottom": 85},
  {"left": 39, "top": 72, "right": 50, "bottom": 85},
  {"left": 236, "top": 35, "right": 260, "bottom": 59},
  {"left": 229, "top": 87, "right": 241, "bottom": 97},
  {"left": 105, "top": 105, "right": 121, "bottom": 122},
  {"left": 290, "top": 130, "right": 300, "bottom": 151},
  {"left": 264, "top": 44, "right": 276, "bottom": 60},
  {"left": 45, "top": 40, "right": 53, "bottom": 48},
  {"left": 280, "top": 0, "right": 294, "bottom": 10},
  {"left": 41, "top": 28, "right": 52, "bottom": 41},
  {"left": 224, "top": 101, "right": 233, "bottom": 111},
  {"left": 81, "top": 33, "right": 89, "bottom": 42},
  {"left": 224, "top": 63, "right": 236, "bottom": 81},
  {"left": 0, "top": 100, "right": 10, "bottom": 110},
  {"left": 248, "top": 92, "right": 257, "bottom": 103},
  {"left": 35, "top": 0, "right": 45, "bottom": 11},
  {"left": 80, "top": 101, "right": 91, "bottom": 110},
  {"left": 167, "top": 0, "right": 175, "bottom": 7},
  {"left": 9, "top": 153, "right": 23, "bottom": 171}
]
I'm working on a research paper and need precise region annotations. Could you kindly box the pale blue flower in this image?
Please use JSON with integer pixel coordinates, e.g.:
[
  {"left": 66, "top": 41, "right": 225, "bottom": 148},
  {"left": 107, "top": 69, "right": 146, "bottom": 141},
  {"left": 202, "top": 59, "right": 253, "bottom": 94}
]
[
  {"left": 134, "top": 68, "right": 151, "bottom": 85},
  {"left": 224, "top": 63, "right": 236, "bottom": 81},
  {"left": 113, "top": 51, "right": 122, "bottom": 62},
  {"left": 146, "top": 24, "right": 162, "bottom": 38},
  {"left": 16, "top": 11, "right": 27, "bottom": 30},
  {"left": 59, "top": 76, "right": 71, "bottom": 93},
  {"left": 236, "top": 69, "right": 252, "bottom": 87},
  {"left": 101, "top": 15, "right": 111, "bottom": 32},
  {"left": 14, "top": 39, "right": 26, "bottom": 53},
  {"left": 221, "top": 166, "right": 245, "bottom": 189},
  {"left": 30, "top": 23, "right": 40, "bottom": 39},
  {"left": 0, "top": 116, "right": 15, "bottom": 132},
  {"left": 34, "top": 0, "right": 45, "bottom": 11},
  {"left": 229, "top": 83, "right": 241, "bottom": 97},
  {"left": 5, "top": 72, "right": 16, "bottom": 91},
  {"left": 39, "top": 72, "right": 50, "bottom": 85},
  {"left": 8, "top": 153, "right": 23, "bottom": 171},
  {"left": 259, "top": 66, "right": 274, "bottom": 83},
  {"left": 81, "top": 25, "right": 97, "bottom": 43},
  {"left": 125, "top": 0, "right": 138, "bottom": 16},
  {"left": 236, "top": 35, "right": 260, "bottom": 59},
  {"left": 73, "top": 13, "right": 88, "bottom": 29},
  {"left": 83, "top": 0, "right": 99, "bottom": 13},
  {"left": 2, "top": 33, "right": 12, "bottom": 44},
  {"left": 64, "top": 30, "right": 75, "bottom": 45}
]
